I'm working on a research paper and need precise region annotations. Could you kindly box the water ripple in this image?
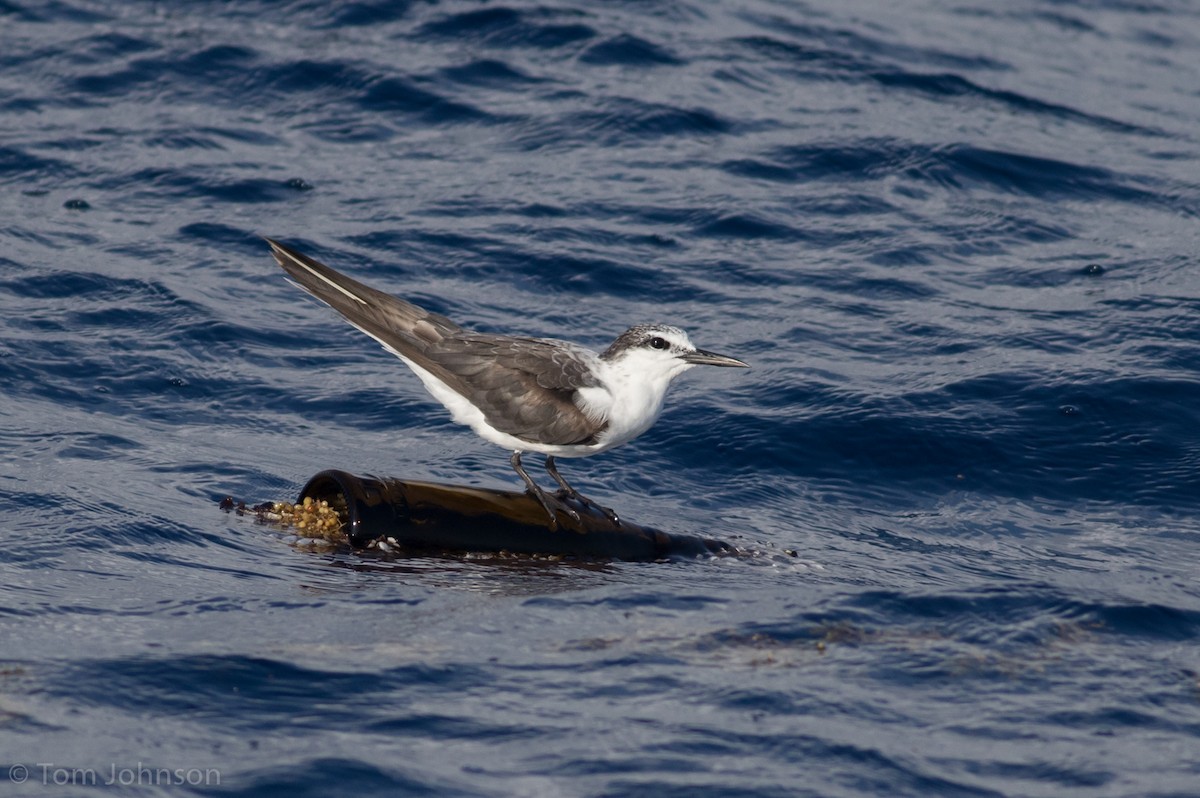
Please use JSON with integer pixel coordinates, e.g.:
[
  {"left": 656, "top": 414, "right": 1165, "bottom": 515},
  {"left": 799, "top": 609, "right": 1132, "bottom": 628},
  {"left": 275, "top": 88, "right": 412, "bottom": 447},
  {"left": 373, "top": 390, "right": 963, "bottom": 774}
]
[{"left": 2, "top": 0, "right": 1200, "bottom": 794}]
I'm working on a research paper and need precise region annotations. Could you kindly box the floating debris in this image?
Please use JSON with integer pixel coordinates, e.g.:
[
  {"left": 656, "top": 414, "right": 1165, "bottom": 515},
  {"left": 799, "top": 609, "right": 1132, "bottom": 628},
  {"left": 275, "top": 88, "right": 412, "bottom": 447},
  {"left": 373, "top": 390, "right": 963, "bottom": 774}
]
[
  {"left": 219, "top": 471, "right": 740, "bottom": 561},
  {"left": 220, "top": 494, "right": 348, "bottom": 544}
]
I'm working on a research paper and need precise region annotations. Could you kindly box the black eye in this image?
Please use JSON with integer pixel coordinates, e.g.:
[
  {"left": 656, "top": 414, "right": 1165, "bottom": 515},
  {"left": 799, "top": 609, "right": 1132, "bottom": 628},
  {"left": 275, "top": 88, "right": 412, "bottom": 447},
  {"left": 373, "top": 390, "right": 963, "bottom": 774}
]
[{"left": 648, "top": 336, "right": 669, "bottom": 350}]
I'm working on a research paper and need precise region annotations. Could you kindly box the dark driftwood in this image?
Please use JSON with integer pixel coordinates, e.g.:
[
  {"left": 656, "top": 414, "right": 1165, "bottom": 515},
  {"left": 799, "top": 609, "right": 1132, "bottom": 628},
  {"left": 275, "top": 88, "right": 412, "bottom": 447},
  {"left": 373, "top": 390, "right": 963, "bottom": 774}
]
[{"left": 299, "top": 470, "right": 732, "bottom": 561}]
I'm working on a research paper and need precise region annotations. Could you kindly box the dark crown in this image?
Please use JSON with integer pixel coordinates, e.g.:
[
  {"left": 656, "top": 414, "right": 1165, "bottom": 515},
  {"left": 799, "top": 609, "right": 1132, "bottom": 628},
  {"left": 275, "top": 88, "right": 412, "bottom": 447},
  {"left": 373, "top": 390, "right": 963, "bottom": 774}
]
[{"left": 601, "top": 324, "right": 687, "bottom": 360}]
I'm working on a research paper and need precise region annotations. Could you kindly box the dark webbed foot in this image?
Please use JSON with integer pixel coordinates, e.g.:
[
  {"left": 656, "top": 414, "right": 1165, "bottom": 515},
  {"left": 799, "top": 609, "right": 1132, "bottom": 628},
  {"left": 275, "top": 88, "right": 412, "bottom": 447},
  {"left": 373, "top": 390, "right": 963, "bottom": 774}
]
[
  {"left": 557, "top": 501, "right": 582, "bottom": 524},
  {"left": 545, "top": 456, "right": 621, "bottom": 526},
  {"left": 511, "top": 451, "right": 580, "bottom": 526}
]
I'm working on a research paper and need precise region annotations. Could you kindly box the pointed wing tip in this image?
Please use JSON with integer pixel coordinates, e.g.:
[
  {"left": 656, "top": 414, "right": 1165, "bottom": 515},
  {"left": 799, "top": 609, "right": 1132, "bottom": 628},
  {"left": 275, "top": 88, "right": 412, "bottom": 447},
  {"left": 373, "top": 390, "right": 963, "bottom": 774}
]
[
  {"left": 263, "top": 236, "right": 287, "bottom": 257},
  {"left": 264, "top": 238, "right": 305, "bottom": 271}
]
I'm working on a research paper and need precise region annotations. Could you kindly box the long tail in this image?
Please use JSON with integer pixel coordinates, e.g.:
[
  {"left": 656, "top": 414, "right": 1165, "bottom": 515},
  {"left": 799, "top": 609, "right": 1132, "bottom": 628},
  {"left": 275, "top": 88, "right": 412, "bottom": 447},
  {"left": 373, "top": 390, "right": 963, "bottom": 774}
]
[{"left": 266, "top": 238, "right": 462, "bottom": 358}]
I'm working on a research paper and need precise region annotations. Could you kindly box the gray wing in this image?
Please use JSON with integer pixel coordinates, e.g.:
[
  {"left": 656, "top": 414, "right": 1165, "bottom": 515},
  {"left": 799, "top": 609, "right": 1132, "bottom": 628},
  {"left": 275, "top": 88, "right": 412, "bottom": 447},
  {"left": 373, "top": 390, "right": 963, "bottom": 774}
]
[
  {"left": 268, "top": 239, "right": 607, "bottom": 447},
  {"left": 429, "top": 333, "right": 608, "bottom": 446}
]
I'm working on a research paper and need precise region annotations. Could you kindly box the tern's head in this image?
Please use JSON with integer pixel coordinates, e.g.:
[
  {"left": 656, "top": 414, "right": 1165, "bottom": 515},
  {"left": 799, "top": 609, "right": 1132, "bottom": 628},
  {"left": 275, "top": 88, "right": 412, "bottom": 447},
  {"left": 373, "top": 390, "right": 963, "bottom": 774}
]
[{"left": 601, "top": 324, "right": 748, "bottom": 381}]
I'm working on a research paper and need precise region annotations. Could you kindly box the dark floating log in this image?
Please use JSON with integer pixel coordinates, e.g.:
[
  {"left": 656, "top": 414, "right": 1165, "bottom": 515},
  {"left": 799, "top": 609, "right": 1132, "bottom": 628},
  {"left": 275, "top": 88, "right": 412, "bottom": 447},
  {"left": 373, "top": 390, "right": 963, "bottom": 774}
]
[{"left": 298, "top": 469, "right": 733, "bottom": 561}]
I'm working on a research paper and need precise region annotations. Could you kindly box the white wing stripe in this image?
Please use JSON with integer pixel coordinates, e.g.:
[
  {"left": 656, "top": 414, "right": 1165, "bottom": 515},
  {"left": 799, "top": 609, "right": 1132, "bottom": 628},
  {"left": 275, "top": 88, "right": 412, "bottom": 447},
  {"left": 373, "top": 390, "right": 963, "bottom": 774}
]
[{"left": 273, "top": 245, "right": 367, "bottom": 305}]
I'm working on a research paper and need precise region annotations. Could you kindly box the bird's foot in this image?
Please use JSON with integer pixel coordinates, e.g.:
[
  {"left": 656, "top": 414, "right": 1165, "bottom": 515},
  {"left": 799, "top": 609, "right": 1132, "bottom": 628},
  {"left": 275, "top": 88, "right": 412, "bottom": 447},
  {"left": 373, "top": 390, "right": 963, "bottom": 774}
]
[
  {"left": 529, "top": 488, "right": 580, "bottom": 527},
  {"left": 513, "top": 451, "right": 579, "bottom": 527},
  {"left": 556, "top": 499, "right": 582, "bottom": 525},
  {"left": 555, "top": 489, "right": 620, "bottom": 527}
]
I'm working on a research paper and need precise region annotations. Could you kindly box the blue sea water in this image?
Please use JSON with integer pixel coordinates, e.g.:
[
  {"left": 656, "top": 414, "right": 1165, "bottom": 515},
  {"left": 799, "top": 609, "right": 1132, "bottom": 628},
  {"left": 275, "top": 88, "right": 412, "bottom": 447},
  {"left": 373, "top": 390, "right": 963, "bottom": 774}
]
[{"left": 2, "top": 0, "right": 1200, "bottom": 795}]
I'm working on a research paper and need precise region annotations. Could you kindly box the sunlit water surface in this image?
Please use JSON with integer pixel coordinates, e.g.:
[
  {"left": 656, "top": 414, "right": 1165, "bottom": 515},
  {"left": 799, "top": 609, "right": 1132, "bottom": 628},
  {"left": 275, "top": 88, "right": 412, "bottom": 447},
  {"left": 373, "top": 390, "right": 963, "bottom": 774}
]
[{"left": 2, "top": 1, "right": 1200, "bottom": 795}]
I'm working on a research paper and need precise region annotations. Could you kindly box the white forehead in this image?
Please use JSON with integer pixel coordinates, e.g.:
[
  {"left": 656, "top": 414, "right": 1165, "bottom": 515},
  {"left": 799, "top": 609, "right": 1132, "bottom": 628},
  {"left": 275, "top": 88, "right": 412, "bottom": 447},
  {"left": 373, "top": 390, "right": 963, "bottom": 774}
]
[{"left": 645, "top": 324, "right": 692, "bottom": 348}]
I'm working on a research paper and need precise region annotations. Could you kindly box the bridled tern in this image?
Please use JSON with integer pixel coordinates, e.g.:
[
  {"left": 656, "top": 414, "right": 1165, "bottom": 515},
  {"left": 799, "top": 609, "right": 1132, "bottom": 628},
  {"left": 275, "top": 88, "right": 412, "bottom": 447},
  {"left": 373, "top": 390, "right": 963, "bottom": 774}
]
[{"left": 267, "top": 239, "right": 748, "bottom": 525}]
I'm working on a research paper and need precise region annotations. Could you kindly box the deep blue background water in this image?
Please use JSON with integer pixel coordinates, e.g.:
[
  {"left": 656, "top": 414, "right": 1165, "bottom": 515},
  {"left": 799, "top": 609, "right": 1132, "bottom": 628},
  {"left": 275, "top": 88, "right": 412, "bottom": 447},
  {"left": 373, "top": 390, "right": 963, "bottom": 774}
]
[{"left": 2, "top": 0, "right": 1200, "bottom": 795}]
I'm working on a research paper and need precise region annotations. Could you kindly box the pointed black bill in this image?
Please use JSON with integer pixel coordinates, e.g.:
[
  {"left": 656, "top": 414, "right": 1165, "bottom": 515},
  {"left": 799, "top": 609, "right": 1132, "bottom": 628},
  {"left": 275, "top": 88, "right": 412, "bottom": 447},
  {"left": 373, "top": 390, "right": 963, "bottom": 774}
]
[{"left": 681, "top": 348, "right": 749, "bottom": 368}]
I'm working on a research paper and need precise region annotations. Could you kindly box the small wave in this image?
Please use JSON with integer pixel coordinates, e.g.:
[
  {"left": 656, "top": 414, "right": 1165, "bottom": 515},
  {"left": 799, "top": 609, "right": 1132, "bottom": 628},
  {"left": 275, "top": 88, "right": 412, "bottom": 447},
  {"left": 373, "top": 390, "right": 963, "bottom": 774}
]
[
  {"left": 720, "top": 138, "right": 1180, "bottom": 210},
  {"left": 513, "top": 97, "right": 730, "bottom": 150},
  {"left": 578, "top": 33, "right": 682, "bottom": 67},
  {"left": 871, "top": 70, "right": 1157, "bottom": 136},
  {"left": 0, "top": 145, "right": 80, "bottom": 184},
  {"left": 358, "top": 76, "right": 494, "bottom": 124},
  {"left": 418, "top": 6, "right": 597, "bottom": 50},
  {"left": 439, "top": 58, "right": 546, "bottom": 88}
]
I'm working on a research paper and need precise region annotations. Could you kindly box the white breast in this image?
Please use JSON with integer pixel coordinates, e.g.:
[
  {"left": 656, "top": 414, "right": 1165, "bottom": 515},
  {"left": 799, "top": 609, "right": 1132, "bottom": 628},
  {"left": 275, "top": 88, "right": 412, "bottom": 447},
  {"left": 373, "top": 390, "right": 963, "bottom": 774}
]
[{"left": 585, "top": 354, "right": 683, "bottom": 453}]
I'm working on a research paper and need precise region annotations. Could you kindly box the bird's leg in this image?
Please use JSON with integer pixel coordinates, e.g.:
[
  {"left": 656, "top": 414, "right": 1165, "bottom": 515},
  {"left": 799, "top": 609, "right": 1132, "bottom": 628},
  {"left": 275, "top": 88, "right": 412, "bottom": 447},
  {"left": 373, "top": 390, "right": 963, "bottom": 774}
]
[
  {"left": 544, "top": 456, "right": 621, "bottom": 526},
  {"left": 511, "top": 451, "right": 577, "bottom": 524},
  {"left": 543, "top": 455, "right": 583, "bottom": 500}
]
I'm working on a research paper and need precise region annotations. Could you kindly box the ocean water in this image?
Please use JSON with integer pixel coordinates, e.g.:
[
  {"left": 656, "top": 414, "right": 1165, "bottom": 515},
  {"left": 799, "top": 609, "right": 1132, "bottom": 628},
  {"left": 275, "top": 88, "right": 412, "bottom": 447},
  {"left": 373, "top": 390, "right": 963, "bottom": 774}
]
[{"left": 2, "top": 0, "right": 1200, "bottom": 795}]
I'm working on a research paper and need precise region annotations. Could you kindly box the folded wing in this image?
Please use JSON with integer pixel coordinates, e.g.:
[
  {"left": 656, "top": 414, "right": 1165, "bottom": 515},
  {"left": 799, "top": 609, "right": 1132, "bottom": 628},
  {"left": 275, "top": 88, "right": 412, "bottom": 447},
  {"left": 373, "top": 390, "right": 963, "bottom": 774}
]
[{"left": 267, "top": 239, "right": 607, "bottom": 447}]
